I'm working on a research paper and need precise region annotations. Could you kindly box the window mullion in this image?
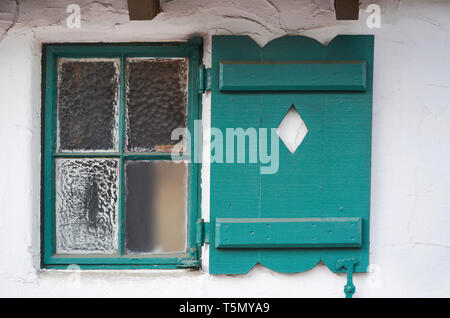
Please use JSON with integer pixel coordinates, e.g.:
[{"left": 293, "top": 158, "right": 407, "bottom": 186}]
[{"left": 118, "top": 54, "right": 127, "bottom": 256}]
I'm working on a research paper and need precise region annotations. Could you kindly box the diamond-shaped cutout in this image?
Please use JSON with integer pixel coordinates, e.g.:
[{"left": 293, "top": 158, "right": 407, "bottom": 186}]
[{"left": 276, "top": 105, "right": 308, "bottom": 154}]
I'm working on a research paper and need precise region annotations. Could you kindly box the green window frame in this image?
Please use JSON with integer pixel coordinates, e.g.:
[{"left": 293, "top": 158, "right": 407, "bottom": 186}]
[{"left": 41, "top": 39, "right": 203, "bottom": 269}]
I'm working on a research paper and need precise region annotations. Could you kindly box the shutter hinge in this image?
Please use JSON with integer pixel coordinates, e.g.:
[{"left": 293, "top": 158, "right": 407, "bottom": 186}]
[
  {"left": 336, "top": 257, "right": 359, "bottom": 298},
  {"left": 196, "top": 218, "right": 210, "bottom": 246},
  {"left": 198, "top": 65, "right": 212, "bottom": 93}
]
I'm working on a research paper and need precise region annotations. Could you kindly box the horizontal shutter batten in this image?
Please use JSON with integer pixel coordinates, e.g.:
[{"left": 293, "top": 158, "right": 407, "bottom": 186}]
[
  {"left": 219, "top": 61, "right": 367, "bottom": 91},
  {"left": 215, "top": 217, "right": 362, "bottom": 248}
]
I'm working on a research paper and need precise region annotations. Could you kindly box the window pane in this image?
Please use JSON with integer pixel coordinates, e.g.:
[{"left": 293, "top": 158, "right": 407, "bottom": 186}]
[
  {"left": 125, "top": 161, "right": 187, "bottom": 254},
  {"left": 125, "top": 58, "right": 188, "bottom": 152},
  {"left": 57, "top": 58, "right": 120, "bottom": 152},
  {"left": 55, "top": 159, "right": 119, "bottom": 254}
]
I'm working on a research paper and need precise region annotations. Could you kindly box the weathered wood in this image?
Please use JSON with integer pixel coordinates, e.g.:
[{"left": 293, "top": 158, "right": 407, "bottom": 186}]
[
  {"left": 335, "top": 0, "right": 360, "bottom": 20},
  {"left": 127, "top": 0, "right": 160, "bottom": 20}
]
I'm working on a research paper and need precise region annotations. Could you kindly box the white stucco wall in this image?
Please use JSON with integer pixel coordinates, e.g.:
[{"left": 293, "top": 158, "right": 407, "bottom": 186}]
[{"left": 0, "top": 0, "right": 449, "bottom": 297}]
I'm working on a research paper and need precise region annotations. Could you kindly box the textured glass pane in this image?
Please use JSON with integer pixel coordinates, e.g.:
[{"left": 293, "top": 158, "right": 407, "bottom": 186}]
[
  {"left": 126, "top": 58, "right": 188, "bottom": 152},
  {"left": 125, "top": 161, "right": 187, "bottom": 254},
  {"left": 57, "top": 58, "right": 120, "bottom": 152},
  {"left": 55, "top": 159, "right": 119, "bottom": 254}
]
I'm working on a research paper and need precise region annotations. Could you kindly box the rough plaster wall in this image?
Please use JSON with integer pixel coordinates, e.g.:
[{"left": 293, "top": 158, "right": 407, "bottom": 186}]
[
  {"left": 0, "top": 0, "right": 449, "bottom": 297},
  {"left": 0, "top": 0, "right": 17, "bottom": 41}
]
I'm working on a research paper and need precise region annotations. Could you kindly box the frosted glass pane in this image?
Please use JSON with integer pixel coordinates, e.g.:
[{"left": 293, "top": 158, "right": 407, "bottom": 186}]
[
  {"left": 55, "top": 159, "right": 119, "bottom": 254},
  {"left": 126, "top": 58, "right": 188, "bottom": 152},
  {"left": 57, "top": 58, "right": 120, "bottom": 152},
  {"left": 125, "top": 161, "right": 187, "bottom": 254}
]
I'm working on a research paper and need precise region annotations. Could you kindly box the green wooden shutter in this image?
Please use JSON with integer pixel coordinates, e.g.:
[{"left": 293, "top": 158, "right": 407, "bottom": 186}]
[{"left": 209, "top": 35, "right": 374, "bottom": 275}]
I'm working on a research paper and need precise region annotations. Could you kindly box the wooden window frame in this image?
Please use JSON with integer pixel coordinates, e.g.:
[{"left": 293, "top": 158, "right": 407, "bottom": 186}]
[{"left": 41, "top": 39, "right": 203, "bottom": 269}]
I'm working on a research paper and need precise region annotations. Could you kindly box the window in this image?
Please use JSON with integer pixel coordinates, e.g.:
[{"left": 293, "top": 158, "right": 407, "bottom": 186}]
[{"left": 42, "top": 39, "right": 202, "bottom": 269}]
